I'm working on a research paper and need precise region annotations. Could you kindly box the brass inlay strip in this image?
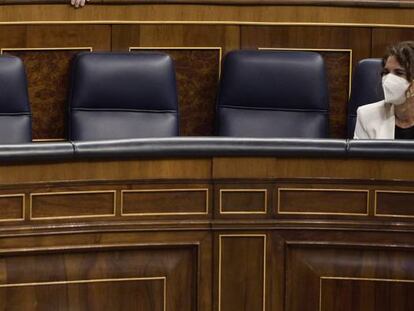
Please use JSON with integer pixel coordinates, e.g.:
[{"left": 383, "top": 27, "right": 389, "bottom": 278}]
[
  {"left": 121, "top": 188, "right": 209, "bottom": 216},
  {"left": 375, "top": 190, "right": 414, "bottom": 218},
  {"left": 0, "top": 194, "right": 25, "bottom": 222},
  {"left": 0, "top": 276, "right": 167, "bottom": 311},
  {"left": 30, "top": 190, "right": 117, "bottom": 220},
  {"left": 32, "top": 138, "right": 66, "bottom": 142},
  {"left": 1, "top": 21, "right": 414, "bottom": 29},
  {"left": 277, "top": 187, "right": 369, "bottom": 216},
  {"left": 129, "top": 46, "right": 223, "bottom": 79},
  {"left": 218, "top": 234, "right": 266, "bottom": 311},
  {"left": 1, "top": 47, "right": 93, "bottom": 53},
  {"left": 259, "top": 47, "right": 353, "bottom": 98},
  {"left": 319, "top": 276, "right": 414, "bottom": 311},
  {"left": 219, "top": 189, "right": 267, "bottom": 215}
]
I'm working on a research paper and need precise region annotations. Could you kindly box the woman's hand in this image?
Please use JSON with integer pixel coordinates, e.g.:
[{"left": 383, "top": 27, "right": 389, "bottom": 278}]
[{"left": 70, "top": 0, "right": 89, "bottom": 8}]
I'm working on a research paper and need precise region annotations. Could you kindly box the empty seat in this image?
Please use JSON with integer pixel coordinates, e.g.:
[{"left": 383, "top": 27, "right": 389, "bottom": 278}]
[
  {"left": 347, "top": 58, "right": 384, "bottom": 138},
  {"left": 68, "top": 52, "right": 179, "bottom": 141},
  {"left": 0, "top": 55, "right": 32, "bottom": 143},
  {"left": 216, "top": 50, "right": 329, "bottom": 138}
]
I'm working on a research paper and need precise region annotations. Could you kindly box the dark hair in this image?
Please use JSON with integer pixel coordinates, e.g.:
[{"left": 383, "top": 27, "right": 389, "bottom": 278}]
[{"left": 382, "top": 41, "right": 414, "bottom": 81}]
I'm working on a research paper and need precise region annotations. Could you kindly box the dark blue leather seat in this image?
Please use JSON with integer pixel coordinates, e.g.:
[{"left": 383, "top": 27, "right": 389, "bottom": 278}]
[
  {"left": 347, "top": 58, "right": 384, "bottom": 138},
  {"left": 0, "top": 55, "right": 32, "bottom": 143},
  {"left": 68, "top": 52, "right": 179, "bottom": 141},
  {"left": 217, "top": 50, "right": 329, "bottom": 138}
]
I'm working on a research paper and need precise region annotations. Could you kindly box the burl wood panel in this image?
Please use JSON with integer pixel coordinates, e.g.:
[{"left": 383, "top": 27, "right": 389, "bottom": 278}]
[
  {"left": 30, "top": 191, "right": 116, "bottom": 219},
  {"left": 131, "top": 48, "right": 220, "bottom": 136},
  {"left": 241, "top": 26, "right": 372, "bottom": 138},
  {"left": 4, "top": 49, "right": 89, "bottom": 140},
  {"left": 219, "top": 235, "right": 266, "bottom": 311},
  {"left": 278, "top": 188, "right": 369, "bottom": 215},
  {"left": 321, "top": 278, "right": 414, "bottom": 311},
  {"left": 0, "top": 245, "right": 197, "bottom": 311},
  {"left": 113, "top": 24, "right": 240, "bottom": 136},
  {"left": 0, "top": 195, "right": 24, "bottom": 221},
  {"left": 375, "top": 191, "right": 414, "bottom": 217},
  {"left": 0, "top": 25, "right": 111, "bottom": 140},
  {"left": 121, "top": 188, "right": 208, "bottom": 216},
  {"left": 286, "top": 245, "right": 414, "bottom": 311},
  {"left": 219, "top": 189, "right": 267, "bottom": 214}
]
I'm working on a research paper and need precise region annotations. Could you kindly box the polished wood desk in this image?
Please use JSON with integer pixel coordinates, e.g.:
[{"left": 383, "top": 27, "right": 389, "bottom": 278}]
[{"left": 0, "top": 143, "right": 413, "bottom": 310}]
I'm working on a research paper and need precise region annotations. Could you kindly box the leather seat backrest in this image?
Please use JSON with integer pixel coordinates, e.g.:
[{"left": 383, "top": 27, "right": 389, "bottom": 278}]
[
  {"left": 68, "top": 52, "right": 179, "bottom": 141},
  {"left": 0, "top": 55, "right": 32, "bottom": 143},
  {"left": 217, "top": 50, "right": 329, "bottom": 138}
]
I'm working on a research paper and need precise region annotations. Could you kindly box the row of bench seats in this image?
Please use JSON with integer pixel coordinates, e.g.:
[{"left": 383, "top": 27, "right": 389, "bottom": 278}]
[{"left": 0, "top": 51, "right": 383, "bottom": 144}]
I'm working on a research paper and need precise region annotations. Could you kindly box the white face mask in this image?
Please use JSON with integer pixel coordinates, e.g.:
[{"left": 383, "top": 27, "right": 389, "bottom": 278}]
[{"left": 382, "top": 73, "right": 410, "bottom": 106}]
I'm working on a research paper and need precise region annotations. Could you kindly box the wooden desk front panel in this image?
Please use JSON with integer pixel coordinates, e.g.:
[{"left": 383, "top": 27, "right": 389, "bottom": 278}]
[{"left": 0, "top": 157, "right": 413, "bottom": 309}]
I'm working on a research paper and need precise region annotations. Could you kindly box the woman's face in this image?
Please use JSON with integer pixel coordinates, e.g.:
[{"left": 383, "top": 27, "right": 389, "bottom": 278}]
[{"left": 383, "top": 55, "right": 407, "bottom": 80}]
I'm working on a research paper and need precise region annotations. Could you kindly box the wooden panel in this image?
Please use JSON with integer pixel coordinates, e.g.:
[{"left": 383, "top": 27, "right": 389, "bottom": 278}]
[
  {"left": 218, "top": 234, "right": 266, "bottom": 311},
  {"left": 372, "top": 28, "right": 414, "bottom": 58},
  {"left": 121, "top": 188, "right": 209, "bottom": 216},
  {"left": 113, "top": 25, "right": 239, "bottom": 54},
  {"left": 321, "top": 277, "right": 414, "bottom": 311},
  {"left": 0, "top": 278, "right": 165, "bottom": 311},
  {"left": 242, "top": 26, "right": 371, "bottom": 138},
  {"left": 212, "top": 157, "right": 414, "bottom": 181},
  {"left": 219, "top": 189, "right": 267, "bottom": 214},
  {"left": 278, "top": 187, "right": 369, "bottom": 216},
  {"left": 30, "top": 190, "right": 116, "bottom": 219},
  {"left": 286, "top": 245, "right": 414, "bottom": 311},
  {"left": 0, "top": 194, "right": 24, "bottom": 221},
  {"left": 113, "top": 25, "right": 239, "bottom": 136},
  {"left": 375, "top": 190, "right": 414, "bottom": 218},
  {"left": 1, "top": 5, "right": 414, "bottom": 26},
  {"left": 0, "top": 244, "right": 197, "bottom": 311},
  {"left": 3, "top": 0, "right": 414, "bottom": 7},
  {"left": 0, "top": 25, "right": 111, "bottom": 140},
  {"left": 0, "top": 158, "right": 211, "bottom": 184}
]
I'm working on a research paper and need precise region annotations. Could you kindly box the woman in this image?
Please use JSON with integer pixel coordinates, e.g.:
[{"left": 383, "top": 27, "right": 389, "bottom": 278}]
[
  {"left": 354, "top": 41, "right": 414, "bottom": 139},
  {"left": 70, "top": 0, "right": 89, "bottom": 8}
]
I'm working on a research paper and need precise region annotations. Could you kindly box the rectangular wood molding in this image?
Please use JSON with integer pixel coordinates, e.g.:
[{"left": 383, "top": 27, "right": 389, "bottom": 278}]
[
  {"left": 375, "top": 190, "right": 414, "bottom": 218},
  {"left": 219, "top": 189, "right": 267, "bottom": 214},
  {"left": 278, "top": 188, "right": 369, "bottom": 216},
  {"left": 121, "top": 188, "right": 209, "bottom": 216},
  {"left": 30, "top": 190, "right": 116, "bottom": 220},
  {"left": 0, "top": 194, "right": 25, "bottom": 222}
]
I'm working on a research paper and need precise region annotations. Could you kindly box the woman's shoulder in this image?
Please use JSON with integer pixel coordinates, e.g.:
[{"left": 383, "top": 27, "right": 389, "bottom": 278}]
[
  {"left": 357, "top": 100, "right": 386, "bottom": 114},
  {"left": 356, "top": 100, "right": 389, "bottom": 120}
]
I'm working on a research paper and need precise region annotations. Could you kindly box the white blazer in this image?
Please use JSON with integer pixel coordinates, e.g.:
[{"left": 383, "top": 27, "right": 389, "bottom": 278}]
[{"left": 353, "top": 100, "right": 395, "bottom": 139}]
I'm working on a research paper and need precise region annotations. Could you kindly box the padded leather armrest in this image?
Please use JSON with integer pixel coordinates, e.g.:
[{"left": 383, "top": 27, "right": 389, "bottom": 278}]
[
  {"left": 348, "top": 139, "right": 414, "bottom": 158},
  {"left": 0, "top": 142, "right": 74, "bottom": 163},
  {"left": 73, "top": 137, "right": 347, "bottom": 159}
]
